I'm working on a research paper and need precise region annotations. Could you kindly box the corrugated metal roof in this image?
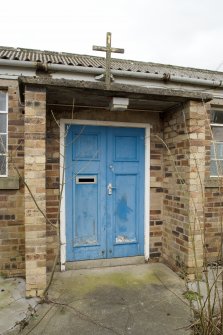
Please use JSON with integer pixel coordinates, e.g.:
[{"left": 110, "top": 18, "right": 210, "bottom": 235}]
[{"left": 0, "top": 46, "right": 223, "bottom": 81}]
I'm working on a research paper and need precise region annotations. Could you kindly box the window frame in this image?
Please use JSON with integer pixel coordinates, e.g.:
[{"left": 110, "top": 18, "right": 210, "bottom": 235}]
[
  {"left": 0, "top": 91, "right": 8, "bottom": 177},
  {"left": 210, "top": 109, "right": 223, "bottom": 177}
]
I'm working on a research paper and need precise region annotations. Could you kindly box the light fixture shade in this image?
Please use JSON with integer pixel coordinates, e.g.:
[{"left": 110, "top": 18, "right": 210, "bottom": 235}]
[{"left": 109, "top": 97, "right": 129, "bottom": 111}]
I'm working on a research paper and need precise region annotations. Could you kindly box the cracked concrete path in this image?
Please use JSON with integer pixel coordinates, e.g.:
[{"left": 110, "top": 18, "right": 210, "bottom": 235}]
[
  {"left": 0, "top": 277, "right": 39, "bottom": 334},
  {"left": 11, "top": 263, "right": 191, "bottom": 335}
]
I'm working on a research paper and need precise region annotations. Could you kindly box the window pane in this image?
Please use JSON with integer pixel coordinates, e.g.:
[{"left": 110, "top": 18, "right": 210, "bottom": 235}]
[
  {"left": 211, "top": 142, "right": 223, "bottom": 159},
  {"left": 0, "top": 155, "right": 6, "bottom": 176},
  {"left": 0, "top": 114, "right": 7, "bottom": 133},
  {"left": 212, "top": 127, "right": 223, "bottom": 141},
  {"left": 0, "top": 134, "right": 6, "bottom": 154},
  {"left": 211, "top": 110, "right": 223, "bottom": 124},
  {"left": 0, "top": 91, "right": 6, "bottom": 111},
  {"left": 210, "top": 160, "right": 223, "bottom": 176}
]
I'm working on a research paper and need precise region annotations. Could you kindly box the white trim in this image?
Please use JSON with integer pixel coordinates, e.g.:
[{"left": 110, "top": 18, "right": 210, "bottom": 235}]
[
  {"left": 60, "top": 119, "right": 151, "bottom": 270},
  {"left": 0, "top": 91, "right": 8, "bottom": 177},
  {"left": 144, "top": 126, "right": 150, "bottom": 261},
  {"left": 211, "top": 124, "right": 223, "bottom": 127},
  {"left": 60, "top": 121, "right": 66, "bottom": 271}
]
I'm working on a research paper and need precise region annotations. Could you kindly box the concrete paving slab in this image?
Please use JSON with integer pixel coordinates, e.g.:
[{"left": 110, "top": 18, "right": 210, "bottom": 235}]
[
  {"left": 0, "top": 277, "right": 39, "bottom": 335},
  {"left": 10, "top": 263, "right": 191, "bottom": 335},
  {"left": 187, "top": 265, "right": 223, "bottom": 312}
]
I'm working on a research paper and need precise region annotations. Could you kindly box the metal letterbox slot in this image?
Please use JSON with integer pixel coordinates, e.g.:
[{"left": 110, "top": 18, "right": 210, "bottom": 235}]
[{"left": 76, "top": 176, "right": 97, "bottom": 184}]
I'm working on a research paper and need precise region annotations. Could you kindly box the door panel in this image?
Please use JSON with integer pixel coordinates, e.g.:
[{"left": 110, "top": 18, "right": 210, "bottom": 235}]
[
  {"left": 66, "top": 126, "right": 106, "bottom": 261},
  {"left": 74, "top": 179, "right": 99, "bottom": 246},
  {"left": 114, "top": 135, "right": 139, "bottom": 161},
  {"left": 107, "top": 127, "right": 145, "bottom": 258},
  {"left": 114, "top": 174, "right": 137, "bottom": 244},
  {"left": 66, "top": 125, "right": 145, "bottom": 261},
  {"left": 73, "top": 133, "right": 100, "bottom": 161}
]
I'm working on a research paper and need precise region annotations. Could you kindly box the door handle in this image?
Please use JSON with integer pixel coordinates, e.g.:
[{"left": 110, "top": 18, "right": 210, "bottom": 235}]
[{"left": 107, "top": 183, "right": 116, "bottom": 195}]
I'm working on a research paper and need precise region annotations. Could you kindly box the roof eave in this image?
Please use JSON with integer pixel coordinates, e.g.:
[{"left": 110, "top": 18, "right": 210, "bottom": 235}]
[{"left": 18, "top": 76, "right": 213, "bottom": 104}]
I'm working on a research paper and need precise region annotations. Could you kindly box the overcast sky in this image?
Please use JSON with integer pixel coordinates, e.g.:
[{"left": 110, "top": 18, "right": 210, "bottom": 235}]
[{"left": 1, "top": 0, "right": 223, "bottom": 71}]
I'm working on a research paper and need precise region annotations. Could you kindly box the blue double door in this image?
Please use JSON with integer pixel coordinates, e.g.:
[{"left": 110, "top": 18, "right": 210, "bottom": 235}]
[{"left": 66, "top": 125, "right": 145, "bottom": 261}]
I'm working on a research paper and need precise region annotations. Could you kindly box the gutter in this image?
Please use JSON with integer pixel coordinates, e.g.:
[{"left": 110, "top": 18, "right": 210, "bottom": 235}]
[{"left": 0, "top": 58, "right": 222, "bottom": 88}]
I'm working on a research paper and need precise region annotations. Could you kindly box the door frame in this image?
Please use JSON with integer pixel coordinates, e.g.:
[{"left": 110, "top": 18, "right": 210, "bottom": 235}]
[{"left": 60, "top": 119, "right": 151, "bottom": 271}]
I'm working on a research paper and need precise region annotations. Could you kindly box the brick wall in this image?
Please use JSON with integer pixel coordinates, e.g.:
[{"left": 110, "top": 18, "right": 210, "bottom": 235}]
[
  {"left": 45, "top": 111, "right": 60, "bottom": 271},
  {"left": 204, "top": 104, "right": 223, "bottom": 264},
  {"left": 24, "top": 86, "right": 46, "bottom": 296},
  {"left": 162, "top": 101, "right": 205, "bottom": 275},
  {"left": 150, "top": 121, "right": 164, "bottom": 260},
  {"left": 0, "top": 80, "right": 25, "bottom": 277},
  {"left": 204, "top": 186, "right": 223, "bottom": 262}
]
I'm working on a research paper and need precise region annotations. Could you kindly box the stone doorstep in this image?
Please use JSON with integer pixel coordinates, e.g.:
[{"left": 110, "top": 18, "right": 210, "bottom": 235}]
[{"left": 65, "top": 256, "right": 146, "bottom": 270}]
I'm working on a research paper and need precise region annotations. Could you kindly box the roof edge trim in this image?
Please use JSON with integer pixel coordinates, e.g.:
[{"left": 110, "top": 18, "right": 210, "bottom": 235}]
[{"left": 1, "top": 59, "right": 223, "bottom": 90}]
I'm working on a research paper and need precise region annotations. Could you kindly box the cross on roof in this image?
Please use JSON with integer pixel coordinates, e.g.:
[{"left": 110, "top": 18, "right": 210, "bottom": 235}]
[{"left": 93, "top": 32, "right": 124, "bottom": 88}]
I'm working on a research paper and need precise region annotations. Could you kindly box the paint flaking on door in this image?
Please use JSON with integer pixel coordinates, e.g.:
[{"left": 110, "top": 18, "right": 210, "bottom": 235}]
[{"left": 116, "top": 235, "right": 135, "bottom": 243}]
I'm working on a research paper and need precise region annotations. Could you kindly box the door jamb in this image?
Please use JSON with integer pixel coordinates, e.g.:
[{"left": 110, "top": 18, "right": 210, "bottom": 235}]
[{"left": 60, "top": 119, "right": 151, "bottom": 271}]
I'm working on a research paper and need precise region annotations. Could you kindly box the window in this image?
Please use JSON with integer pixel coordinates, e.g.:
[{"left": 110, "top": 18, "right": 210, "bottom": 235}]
[
  {"left": 0, "top": 91, "right": 7, "bottom": 176},
  {"left": 210, "top": 110, "right": 223, "bottom": 176}
]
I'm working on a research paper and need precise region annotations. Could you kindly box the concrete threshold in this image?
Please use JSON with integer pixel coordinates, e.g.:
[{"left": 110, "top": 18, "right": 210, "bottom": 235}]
[{"left": 65, "top": 256, "right": 145, "bottom": 270}]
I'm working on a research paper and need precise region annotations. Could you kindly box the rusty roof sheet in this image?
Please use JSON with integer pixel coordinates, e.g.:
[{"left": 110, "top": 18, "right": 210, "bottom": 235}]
[{"left": 0, "top": 46, "right": 223, "bottom": 81}]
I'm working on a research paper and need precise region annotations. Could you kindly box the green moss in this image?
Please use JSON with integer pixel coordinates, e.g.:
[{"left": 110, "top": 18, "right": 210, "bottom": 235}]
[{"left": 55, "top": 270, "right": 159, "bottom": 297}]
